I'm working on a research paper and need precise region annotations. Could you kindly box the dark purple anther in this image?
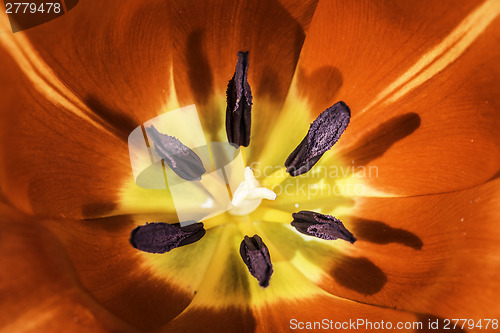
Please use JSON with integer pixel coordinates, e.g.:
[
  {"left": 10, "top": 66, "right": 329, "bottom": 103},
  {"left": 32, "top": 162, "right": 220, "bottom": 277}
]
[
  {"left": 146, "top": 125, "right": 206, "bottom": 181},
  {"left": 291, "top": 211, "right": 356, "bottom": 244},
  {"left": 130, "top": 222, "right": 206, "bottom": 254},
  {"left": 285, "top": 101, "right": 351, "bottom": 176},
  {"left": 239, "top": 234, "right": 273, "bottom": 288},
  {"left": 226, "top": 51, "right": 253, "bottom": 147}
]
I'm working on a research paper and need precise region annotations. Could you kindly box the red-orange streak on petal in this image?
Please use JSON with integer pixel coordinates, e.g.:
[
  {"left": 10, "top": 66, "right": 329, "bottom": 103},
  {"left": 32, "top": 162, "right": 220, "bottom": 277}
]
[
  {"left": 294, "top": 0, "right": 500, "bottom": 195},
  {"left": 292, "top": 0, "right": 482, "bottom": 115},
  {"left": 338, "top": 16, "right": 500, "bottom": 195},
  {"left": 0, "top": 52, "right": 131, "bottom": 219},
  {"left": 5, "top": 1, "right": 175, "bottom": 128}
]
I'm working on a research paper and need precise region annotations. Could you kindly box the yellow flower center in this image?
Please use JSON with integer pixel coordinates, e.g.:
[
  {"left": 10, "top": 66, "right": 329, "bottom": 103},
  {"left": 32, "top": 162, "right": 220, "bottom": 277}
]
[{"left": 115, "top": 92, "right": 382, "bottom": 307}]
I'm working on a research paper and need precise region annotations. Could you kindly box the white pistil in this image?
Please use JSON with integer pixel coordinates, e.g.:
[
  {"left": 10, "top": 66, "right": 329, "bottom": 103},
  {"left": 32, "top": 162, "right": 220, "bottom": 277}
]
[{"left": 229, "top": 167, "right": 276, "bottom": 216}]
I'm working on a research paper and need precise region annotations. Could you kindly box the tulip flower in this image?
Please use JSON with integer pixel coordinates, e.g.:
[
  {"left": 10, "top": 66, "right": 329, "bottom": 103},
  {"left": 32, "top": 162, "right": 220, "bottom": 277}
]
[{"left": 1, "top": 0, "right": 499, "bottom": 332}]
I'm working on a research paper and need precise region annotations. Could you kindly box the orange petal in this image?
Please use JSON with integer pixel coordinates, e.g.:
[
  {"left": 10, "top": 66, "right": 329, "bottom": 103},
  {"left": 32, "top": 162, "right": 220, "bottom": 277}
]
[
  {"left": 0, "top": 199, "right": 134, "bottom": 332},
  {"left": 290, "top": 1, "right": 500, "bottom": 195},
  {"left": 289, "top": 0, "right": 500, "bottom": 195},
  {"left": 316, "top": 178, "right": 500, "bottom": 320},
  {"left": 339, "top": 28, "right": 500, "bottom": 195},
  {"left": 42, "top": 213, "right": 194, "bottom": 332}
]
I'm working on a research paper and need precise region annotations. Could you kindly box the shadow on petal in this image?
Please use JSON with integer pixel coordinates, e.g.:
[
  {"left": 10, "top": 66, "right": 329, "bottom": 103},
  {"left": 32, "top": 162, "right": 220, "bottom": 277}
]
[
  {"left": 256, "top": 24, "right": 306, "bottom": 100},
  {"left": 186, "top": 29, "right": 214, "bottom": 106},
  {"left": 256, "top": 65, "right": 281, "bottom": 100},
  {"left": 183, "top": 29, "right": 223, "bottom": 138},
  {"left": 331, "top": 256, "right": 387, "bottom": 295},
  {"left": 343, "top": 112, "right": 421, "bottom": 166},
  {"left": 487, "top": 168, "right": 500, "bottom": 182},
  {"left": 350, "top": 217, "right": 423, "bottom": 250},
  {"left": 296, "top": 66, "right": 343, "bottom": 112},
  {"left": 221, "top": 251, "right": 252, "bottom": 300},
  {"left": 80, "top": 213, "right": 142, "bottom": 233},
  {"left": 84, "top": 95, "right": 140, "bottom": 142},
  {"left": 81, "top": 202, "right": 119, "bottom": 219}
]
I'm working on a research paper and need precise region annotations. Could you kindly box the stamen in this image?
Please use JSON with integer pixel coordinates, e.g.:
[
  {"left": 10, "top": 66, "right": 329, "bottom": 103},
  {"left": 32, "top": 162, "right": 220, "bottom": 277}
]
[
  {"left": 130, "top": 222, "right": 206, "bottom": 253},
  {"left": 285, "top": 101, "right": 350, "bottom": 176},
  {"left": 240, "top": 234, "right": 273, "bottom": 287},
  {"left": 146, "top": 125, "right": 206, "bottom": 181},
  {"left": 291, "top": 211, "right": 357, "bottom": 244},
  {"left": 226, "top": 51, "right": 253, "bottom": 147}
]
